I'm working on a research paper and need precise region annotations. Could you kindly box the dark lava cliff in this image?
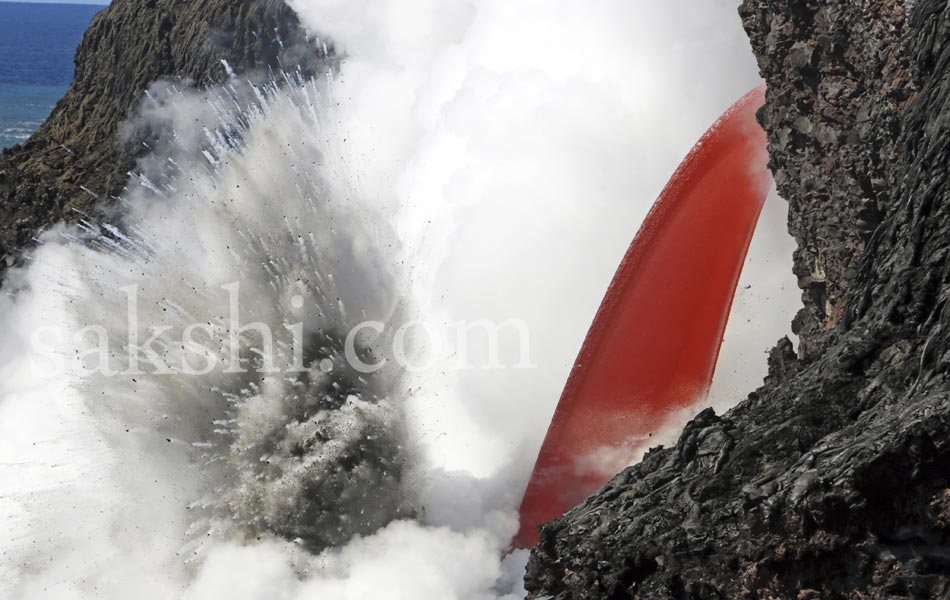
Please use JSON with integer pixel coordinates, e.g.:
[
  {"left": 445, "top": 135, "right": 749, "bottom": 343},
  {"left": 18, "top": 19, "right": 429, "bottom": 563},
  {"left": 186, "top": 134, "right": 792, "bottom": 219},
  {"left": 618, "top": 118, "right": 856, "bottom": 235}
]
[
  {"left": 526, "top": 0, "right": 950, "bottom": 597},
  {"left": 0, "top": 0, "right": 316, "bottom": 273}
]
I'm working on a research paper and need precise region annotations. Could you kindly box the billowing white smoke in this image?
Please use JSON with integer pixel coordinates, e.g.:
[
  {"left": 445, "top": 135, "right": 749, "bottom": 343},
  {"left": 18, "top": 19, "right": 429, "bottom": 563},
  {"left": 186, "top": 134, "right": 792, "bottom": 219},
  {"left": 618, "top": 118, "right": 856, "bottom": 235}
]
[
  {"left": 286, "top": 0, "right": 800, "bottom": 483},
  {"left": 0, "top": 1, "right": 799, "bottom": 598},
  {"left": 0, "top": 75, "right": 421, "bottom": 597}
]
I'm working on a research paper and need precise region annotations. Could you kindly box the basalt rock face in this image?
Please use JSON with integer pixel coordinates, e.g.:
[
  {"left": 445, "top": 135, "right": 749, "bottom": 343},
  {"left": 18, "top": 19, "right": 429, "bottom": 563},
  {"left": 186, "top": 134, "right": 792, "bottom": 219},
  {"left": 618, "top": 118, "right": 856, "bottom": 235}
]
[
  {"left": 745, "top": 0, "right": 916, "bottom": 362},
  {"left": 525, "top": 0, "right": 950, "bottom": 598},
  {"left": 0, "top": 0, "right": 315, "bottom": 272}
]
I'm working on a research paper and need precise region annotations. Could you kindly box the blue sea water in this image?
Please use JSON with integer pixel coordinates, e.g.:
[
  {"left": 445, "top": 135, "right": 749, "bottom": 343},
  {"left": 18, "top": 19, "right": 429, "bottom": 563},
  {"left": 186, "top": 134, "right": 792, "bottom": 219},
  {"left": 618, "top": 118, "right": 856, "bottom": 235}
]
[{"left": 0, "top": 2, "right": 104, "bottom": 150}]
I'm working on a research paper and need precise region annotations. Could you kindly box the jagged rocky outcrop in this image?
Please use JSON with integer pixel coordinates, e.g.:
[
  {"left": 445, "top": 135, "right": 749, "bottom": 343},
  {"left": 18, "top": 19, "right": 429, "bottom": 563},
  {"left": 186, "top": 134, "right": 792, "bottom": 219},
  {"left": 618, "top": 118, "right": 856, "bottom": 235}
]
[
  {"left": 751, "top": 0, "right": 915, "bottom": 361},
  {"left": 0, "top": 0, "right": 315, "bottom": 272},
  {"left": 526, "top": 0, "right": 950, "bottom": 597}
]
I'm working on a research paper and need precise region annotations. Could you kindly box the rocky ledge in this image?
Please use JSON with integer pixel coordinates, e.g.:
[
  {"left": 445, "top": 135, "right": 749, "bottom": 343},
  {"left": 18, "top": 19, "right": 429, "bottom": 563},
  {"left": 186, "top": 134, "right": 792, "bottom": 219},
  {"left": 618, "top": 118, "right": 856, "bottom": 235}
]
[{"left": 525, "top": 0, "right": 950, "bottom": 597}]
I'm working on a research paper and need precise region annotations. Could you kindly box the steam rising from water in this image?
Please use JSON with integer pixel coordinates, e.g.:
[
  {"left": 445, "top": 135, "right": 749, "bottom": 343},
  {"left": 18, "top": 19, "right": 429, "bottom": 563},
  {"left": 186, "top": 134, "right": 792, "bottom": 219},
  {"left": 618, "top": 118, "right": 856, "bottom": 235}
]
[
  {"left": 0, "top": 1, "right": 799, "bottom": 598},
  {"left": 1, "top": 72, "right": 420, "bottom": 596}
]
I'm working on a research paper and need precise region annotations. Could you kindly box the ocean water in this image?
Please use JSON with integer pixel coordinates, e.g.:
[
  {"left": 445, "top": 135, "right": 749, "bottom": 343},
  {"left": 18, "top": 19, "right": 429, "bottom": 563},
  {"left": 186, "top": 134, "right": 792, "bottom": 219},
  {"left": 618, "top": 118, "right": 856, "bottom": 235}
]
[{"left": 0, "top": 2, "right": 103, "bottom": 150}]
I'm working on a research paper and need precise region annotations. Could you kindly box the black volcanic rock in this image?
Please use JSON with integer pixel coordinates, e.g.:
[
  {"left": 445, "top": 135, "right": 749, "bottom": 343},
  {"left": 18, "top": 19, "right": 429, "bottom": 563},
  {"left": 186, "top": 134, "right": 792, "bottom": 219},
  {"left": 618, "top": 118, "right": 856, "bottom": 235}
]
[
  {"left": 525, "top": 0, "right": 950, "bottom": 597},
  {"left": 747, "top": 0, "right": 916, "bottom": 362},
  {"left": 0, "top": 0, "right": 318, "bottom": 272}
]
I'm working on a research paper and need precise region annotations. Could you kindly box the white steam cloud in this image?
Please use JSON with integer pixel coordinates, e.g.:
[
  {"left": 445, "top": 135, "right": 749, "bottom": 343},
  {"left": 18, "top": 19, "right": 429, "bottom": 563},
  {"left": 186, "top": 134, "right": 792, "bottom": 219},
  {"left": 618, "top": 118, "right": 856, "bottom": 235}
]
[
  {"left": 0, "top": 1, "right": 799, "bottom": 598},
  {"left": 287, "top": 0, "right": 799, "bottom": 483}
]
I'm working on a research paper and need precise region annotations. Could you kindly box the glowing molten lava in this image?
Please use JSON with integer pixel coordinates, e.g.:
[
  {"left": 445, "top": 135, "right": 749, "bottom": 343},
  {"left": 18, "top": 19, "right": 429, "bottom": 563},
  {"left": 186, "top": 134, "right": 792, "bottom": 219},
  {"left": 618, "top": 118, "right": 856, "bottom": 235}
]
[{"left": 516, "top": 86, "right": 771, "bottom": 548}]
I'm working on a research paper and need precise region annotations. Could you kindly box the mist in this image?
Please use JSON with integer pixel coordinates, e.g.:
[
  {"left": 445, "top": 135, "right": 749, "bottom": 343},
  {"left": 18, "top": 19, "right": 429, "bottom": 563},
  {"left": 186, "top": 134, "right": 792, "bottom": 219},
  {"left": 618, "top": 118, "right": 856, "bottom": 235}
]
[{"left": 287, "top": 0, "right": 798, "bottom": 488}]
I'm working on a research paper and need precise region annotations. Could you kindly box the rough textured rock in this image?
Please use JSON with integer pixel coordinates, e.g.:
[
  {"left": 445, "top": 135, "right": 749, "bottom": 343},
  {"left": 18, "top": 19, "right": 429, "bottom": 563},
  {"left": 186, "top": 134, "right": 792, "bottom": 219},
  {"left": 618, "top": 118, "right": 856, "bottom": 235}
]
[
  {"left": 526, "top": 0, "right": 950, "bottom": 597},
  {"left": 749, "top": 0, "right": 916, "bottom": 361},
  {"left": 0, "top": 0, "right": 316, "bottom": 272}
]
